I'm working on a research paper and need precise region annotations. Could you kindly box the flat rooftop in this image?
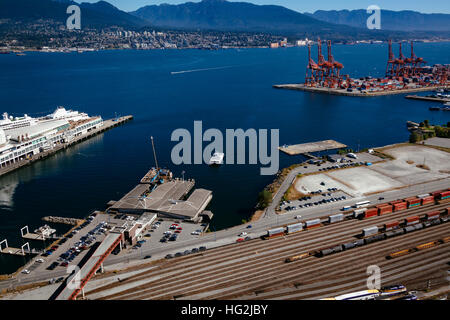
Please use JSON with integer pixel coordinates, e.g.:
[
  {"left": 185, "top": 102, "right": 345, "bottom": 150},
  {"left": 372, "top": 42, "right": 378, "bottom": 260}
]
[
  {"left": 279, "top": 140, "right": 347, "bottom": 156},
  {"left": 157, "top": 188, "right": 213, "bottom": 219},
  {"left": 109, "top": 179, "right": 195, "bottom": 213}
]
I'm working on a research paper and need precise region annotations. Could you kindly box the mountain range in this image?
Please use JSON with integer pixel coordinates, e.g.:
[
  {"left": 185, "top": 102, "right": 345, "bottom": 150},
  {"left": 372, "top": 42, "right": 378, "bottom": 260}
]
[
  {"left": 306, "top": 9, "right": 450, "bottom": 32},
  {"left": 0, "top": 0, "right": 148, "bottom": 28},
  {"left": 0, "top": 0, "right": 449, "bottom": 38}
]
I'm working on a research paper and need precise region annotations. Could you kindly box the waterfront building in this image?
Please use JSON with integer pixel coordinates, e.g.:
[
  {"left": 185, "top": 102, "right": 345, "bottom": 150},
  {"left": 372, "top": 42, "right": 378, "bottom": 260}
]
[{"left": 0, "top": 108, "right": 103, "bottom": 168}]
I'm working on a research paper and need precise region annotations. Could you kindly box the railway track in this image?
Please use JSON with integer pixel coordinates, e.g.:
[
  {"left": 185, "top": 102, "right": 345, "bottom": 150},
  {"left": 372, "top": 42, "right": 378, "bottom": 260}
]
[{"left": 84, "top": 203, "right": 450, "bottom": 300}]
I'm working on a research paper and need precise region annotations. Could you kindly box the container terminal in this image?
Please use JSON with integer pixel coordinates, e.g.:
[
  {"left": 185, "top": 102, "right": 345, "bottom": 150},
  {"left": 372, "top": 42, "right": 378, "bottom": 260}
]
[
  {"left": 0, "top": 139, "right": 449, "bottom": 300},
  {"left": 274, "top": 39, "right": 449, "bottom": 96},
  {"left": 0, "top": 107, "right": 133, "bottom": 177}
]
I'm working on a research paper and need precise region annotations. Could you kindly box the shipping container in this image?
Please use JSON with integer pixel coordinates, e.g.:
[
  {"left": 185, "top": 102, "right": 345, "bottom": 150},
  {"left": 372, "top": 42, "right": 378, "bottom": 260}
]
[
  {"left": 406, "top": 197, "right": 421, "bottom": 208},
  {"left": 404, "top": 226, "right": 416, "bottom": 233},
  {"left": 333, "top": 245, "right": 343, "bottom": 253},
  {"left": 363, "top": 226, "right": 378, "bottom": 237},
  {"left": 377, "top": 204, "right": 393, "bottom": 215},
  {"left": 305, "top": 219, "right": 321, "bottom": 228},
  {"left": 417, "top": 193, "right": 431, "bottom": 199},
  {"left": 384, "top": 221, "right": 399, "bottom": 231},
  {"left": 426, "top": 211, "right": 441, "bottom": 220},
  {"left": 446, "top": 207, "right": 450, "bottom": 215},
  {"left": 393, "top": 202, "right": 407, "bottom": 212},
  {"left": 405, "top": 216, "right": 419, "bottom": 225},
  {"left": 364, "top": 208, "right": 378, "bottom": 219},
  {"left": 286, "top": 223, "right": 303, "bottom": 234},
  {"left": 267, "top": 227, "right": 285, "bottom": 238},
  {"left": 421, "top": 196, "right": 435, "bottom": 205},
  {"left": 438, "top": 191, "right": 450, "bottom": 200},
  {"left": 328, "top": 213, "right": 344, "bottom": 224}
]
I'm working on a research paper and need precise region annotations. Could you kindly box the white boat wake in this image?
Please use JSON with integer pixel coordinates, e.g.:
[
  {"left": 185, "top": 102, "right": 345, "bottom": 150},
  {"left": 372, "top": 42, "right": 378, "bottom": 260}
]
[{"left": 171, "top": 66, "right": 233, "bottom": 75}]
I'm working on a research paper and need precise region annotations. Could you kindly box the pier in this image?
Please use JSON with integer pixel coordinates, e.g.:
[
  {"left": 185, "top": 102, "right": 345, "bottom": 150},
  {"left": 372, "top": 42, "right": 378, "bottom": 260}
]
[
  {"left": 0, "top": 115, "right": 133, "bottom": 178},
  {"left": 42, "top": 216, "right": 84, "bottom": 226},
  {"left": 273, "top": 84, "right": 449, "bottom": 97},
  {"left": 405, "top": 95, "right": 450, "bottom": 103},
  {"left": 0, "top": 240, "right": 30, "bottom": 256},
  {"left": 279, "top": 140, "right": 347, "bottom": 156}
]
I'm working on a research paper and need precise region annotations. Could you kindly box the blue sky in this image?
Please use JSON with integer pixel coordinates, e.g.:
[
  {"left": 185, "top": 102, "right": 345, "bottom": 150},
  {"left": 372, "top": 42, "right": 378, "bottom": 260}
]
[{"left": 80, "top": 0, "right": 450, "bottom": 13}]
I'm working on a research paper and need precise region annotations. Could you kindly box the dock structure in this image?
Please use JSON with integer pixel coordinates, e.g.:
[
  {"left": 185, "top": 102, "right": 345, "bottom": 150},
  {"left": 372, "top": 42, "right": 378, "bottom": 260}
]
[
  {"left": 0, "top": 115, "right": 133, "bottom": 178},
  {"left": 405, "top": 95, "right": 450, "bottom": 103},
  {"left": 107, "top": 168, "right": 213, "bottom": 222},
  {"left": 42, "top": 216, "right": 84, "bottom": 226},
  {"left": 21, "top": 225, "right": 57, "bottom": 241},
  {"left": 273, "top": 84, "right": 449, "bottom": 97},
  {"left": 279, "top": 140, "right": 347, "bottom": 156},
  {"left": 0, "top": 239, "right": 30, "bottom": 256}
]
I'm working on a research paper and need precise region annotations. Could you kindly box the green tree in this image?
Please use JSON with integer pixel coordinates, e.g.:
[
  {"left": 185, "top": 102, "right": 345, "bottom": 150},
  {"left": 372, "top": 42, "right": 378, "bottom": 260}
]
[
  {"left": 409, "top": 132, "right": 419, "bottom": 143},
  {"left": 258, "top": 190, "right": 273, "bottom": 209}
]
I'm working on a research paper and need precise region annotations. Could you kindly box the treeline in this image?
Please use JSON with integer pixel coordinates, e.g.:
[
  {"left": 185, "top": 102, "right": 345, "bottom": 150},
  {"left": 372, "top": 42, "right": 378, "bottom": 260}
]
[{"left": 409, "top": 120, "right": 450, "bottom": 143}]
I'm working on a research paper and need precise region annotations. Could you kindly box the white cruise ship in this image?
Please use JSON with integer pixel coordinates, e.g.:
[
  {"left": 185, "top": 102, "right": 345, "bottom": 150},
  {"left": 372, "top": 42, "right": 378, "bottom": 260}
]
[{"left": 0, "top": 113, "right": 37, "bottom": 131}]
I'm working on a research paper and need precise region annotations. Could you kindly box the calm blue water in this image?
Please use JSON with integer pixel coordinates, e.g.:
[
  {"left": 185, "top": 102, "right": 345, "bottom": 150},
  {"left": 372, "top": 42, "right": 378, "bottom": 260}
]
[{"left": 0, "top": 43, "right": 449, "bottom": 274}]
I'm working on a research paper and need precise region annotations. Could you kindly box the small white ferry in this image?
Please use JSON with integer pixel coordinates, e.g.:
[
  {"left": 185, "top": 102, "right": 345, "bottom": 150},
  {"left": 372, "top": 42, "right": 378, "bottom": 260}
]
[{"left": 209, "top": 152, "right": 224, "bottom": 166}]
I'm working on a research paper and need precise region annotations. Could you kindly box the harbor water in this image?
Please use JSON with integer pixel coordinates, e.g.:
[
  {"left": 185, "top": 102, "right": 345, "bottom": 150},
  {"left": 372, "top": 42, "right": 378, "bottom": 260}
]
[{"left": 0, "top": 42, "right": 449, "bottom": 274}]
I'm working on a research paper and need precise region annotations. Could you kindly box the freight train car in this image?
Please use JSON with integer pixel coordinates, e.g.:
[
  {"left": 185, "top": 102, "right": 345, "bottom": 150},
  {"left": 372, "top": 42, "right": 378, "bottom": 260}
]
[
  {"left": 285, "top": 252, "right": 310, "bottom": 263},
  {"left": 364, "top": 208, "right": 378, "bottom": 219},
  {"left": 437, "top": 191, "right": 450, "bottom": 201},
  {"left": 286, "top": 223, "right": 303, "bottom": 234},
  {"left": 266, "top": 227, "right": 285, "bottom": 238},
  {"left": 426, "top": 211, "right": 441, "bottom": 220},
  {"left": 362, "top": 226, "right": 378, "bottom": 237},
  {"left": 377, "top": 204, "right": 393, "bottom": 215},
  {"left": 421, "top": 196, "right": 435, "bottom": 206},
  {"left": 328, "top": 213, "right": 344, "bottom": 224},
  {"left": 404, "top": 216, "right": 420, "bottom": 226},
  {"left": 384, "top": 221, "right": 399, "bottom": 231},
  {"left": 392, "top": 201, "right": 407, "bottom": 212},
  {"left": 405, "top": 197, "right": 421, "bottom": 209},
  {"left": 305, "top": 219, "right": 321, "bottom": 229}
]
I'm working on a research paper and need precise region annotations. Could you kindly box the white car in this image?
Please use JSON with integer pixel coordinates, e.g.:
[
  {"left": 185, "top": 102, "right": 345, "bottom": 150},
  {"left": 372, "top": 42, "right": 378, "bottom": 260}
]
[
  {"left": 22, "top": 269, "right": 30, "bottom": 274},
  {"left": 191, "top": 231, "right": 200, "bottom": 235},
  {"left": 239, "top": 232, "right": 248, "bottom": 237},
  {"left": 36, "top": 258, "right": 44, "bottom": 263},
  {"left": 295, "top": 215, "right": 302, "bottom": 219}
]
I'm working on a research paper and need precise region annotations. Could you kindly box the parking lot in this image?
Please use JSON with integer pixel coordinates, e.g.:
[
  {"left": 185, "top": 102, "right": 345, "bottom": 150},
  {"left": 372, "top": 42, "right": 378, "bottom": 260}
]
[
  {"left": 117, "top": 219, "right": 209, "bottom": 258},
  {"left": 20, "top": 212, "right": 110, "bottom": 279}
]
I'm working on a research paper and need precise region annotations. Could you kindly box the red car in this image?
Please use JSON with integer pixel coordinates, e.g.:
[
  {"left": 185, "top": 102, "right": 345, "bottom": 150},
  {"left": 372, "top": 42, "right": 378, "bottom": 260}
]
[
  {"left": 175, "top": 230, "right": 181, "bottom": 233},
  {"left": 236, "top": 238, "right": 244, "bottom": 243}
]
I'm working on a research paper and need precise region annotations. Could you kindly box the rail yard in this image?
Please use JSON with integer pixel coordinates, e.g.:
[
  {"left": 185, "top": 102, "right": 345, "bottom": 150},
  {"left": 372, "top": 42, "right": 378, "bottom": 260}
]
[
  {"left": 1, "top": 142, "right": 449, "bottom": 301},
  {"left": 74, "top": 197, "right": 449, "bottom": 300}
]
